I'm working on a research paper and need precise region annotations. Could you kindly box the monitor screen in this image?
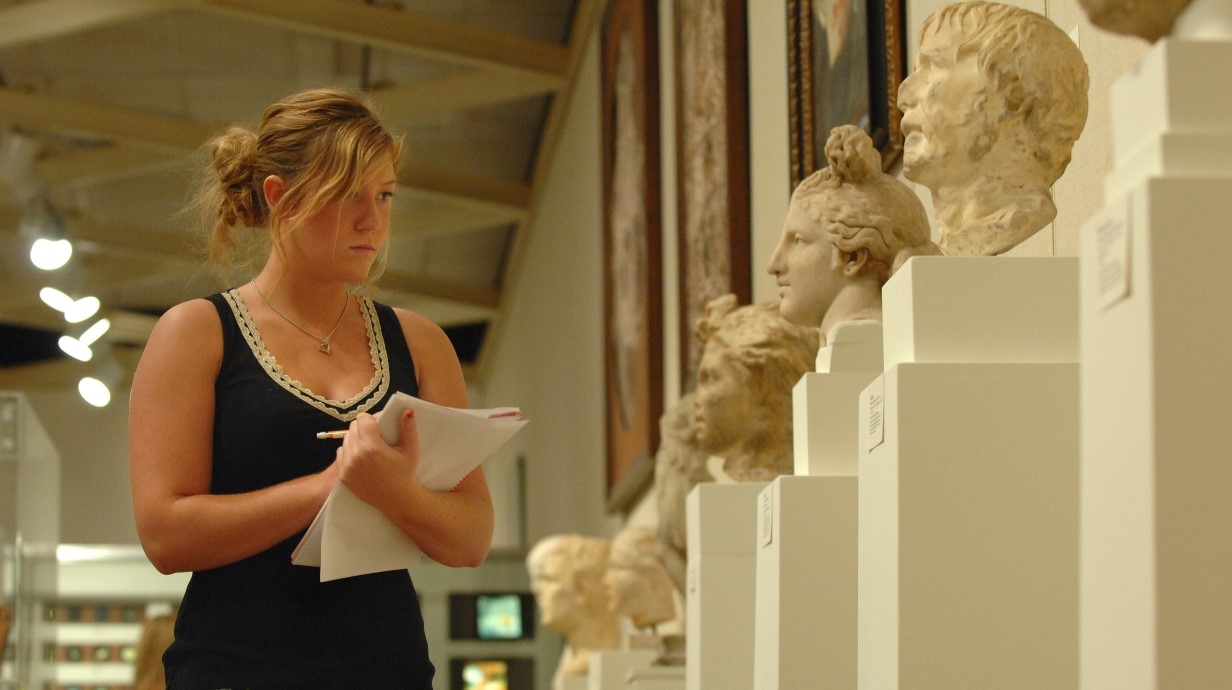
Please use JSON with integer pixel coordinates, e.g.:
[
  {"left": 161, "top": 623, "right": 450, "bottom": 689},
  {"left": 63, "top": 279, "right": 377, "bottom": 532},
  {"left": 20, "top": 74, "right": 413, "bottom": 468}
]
[
  {"left": 449, "top": 656, "right": 534, "bottom": 690},
  {"left": 449, "top": 592, "right": 535, "bottom": 641}
]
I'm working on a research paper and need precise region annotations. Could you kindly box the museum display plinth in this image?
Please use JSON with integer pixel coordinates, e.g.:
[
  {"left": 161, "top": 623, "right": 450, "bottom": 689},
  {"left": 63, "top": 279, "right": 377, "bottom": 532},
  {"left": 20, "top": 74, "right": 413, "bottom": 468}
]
[
  {"left": 792, "top": 321, "right": 883, "bottom": 477},
  {"left": 858, "top": 362, "right": 1079, "bottom": 689},
  {"left": 880, "top": 256, "right": 1078, "bottom": 368},
  {"left": 1079, "top": 33, "right": 1232, "bottom": 690},
  {"left": 753, "top": 476, "right": 856, "bottom": 690},
  {"left": 589, "top": 649, "right": 658, "bottom": 690},
  {"left": 856, "top": 257, "right": 1081, "bottom": 689},
  {"left": 627, "top": 665, "right": 684, "bottom": 690},
  {"left": 685, "top": 482, "right": 765, "bottom": 690}
]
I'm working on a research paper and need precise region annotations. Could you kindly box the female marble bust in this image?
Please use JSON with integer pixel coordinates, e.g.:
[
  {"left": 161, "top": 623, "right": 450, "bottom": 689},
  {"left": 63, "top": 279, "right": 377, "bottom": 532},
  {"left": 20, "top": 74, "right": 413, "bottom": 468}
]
[
  {"left": 767, "top": 125, "right": 936, "bottom": 336},
  {"left": 692, "top": 295, "right": 819, "bottom": 481},
  {"left": 899, "top": 1, "right": 1089, "bottom": 256},
  {"left": 527, "top": 535, "right": 620, "bottom": 688}
]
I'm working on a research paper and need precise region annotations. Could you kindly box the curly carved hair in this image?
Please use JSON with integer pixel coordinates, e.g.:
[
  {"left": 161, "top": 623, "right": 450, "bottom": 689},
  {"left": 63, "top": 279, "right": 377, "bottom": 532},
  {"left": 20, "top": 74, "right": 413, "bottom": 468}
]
[
  {"left": 793, "top": 125, "right": 936, "bottom": 280},
  {"left": 920, "top": 1, "right": 1089, "bottom": 182}
]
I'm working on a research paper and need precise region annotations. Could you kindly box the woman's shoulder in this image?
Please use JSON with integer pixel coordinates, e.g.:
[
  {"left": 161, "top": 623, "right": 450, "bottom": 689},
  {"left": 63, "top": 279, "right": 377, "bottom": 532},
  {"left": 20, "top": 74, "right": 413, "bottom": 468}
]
[{"left": 145, "top": 297, "right": 225, "bottom": 354}]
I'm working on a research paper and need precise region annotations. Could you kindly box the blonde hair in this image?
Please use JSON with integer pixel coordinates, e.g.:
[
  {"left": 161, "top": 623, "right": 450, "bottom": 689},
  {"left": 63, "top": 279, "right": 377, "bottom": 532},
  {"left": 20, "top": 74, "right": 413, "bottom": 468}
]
[
  {"left": 194, "top": 88, "right": 404, "bottom": 284},
  {"left": 133, "top": 612, "right": 177, "bottom": 690}
]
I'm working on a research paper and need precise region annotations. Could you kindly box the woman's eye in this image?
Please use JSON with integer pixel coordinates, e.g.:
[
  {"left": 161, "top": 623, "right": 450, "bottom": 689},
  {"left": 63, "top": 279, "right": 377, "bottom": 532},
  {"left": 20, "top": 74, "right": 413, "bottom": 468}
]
[{"left": 378, "top": 191, "right": 395, "bottom": 201}]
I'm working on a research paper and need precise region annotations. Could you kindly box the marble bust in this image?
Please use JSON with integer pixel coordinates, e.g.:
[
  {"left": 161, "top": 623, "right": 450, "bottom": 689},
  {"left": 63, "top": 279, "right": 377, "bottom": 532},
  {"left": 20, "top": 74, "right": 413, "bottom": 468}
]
[
  {"left": 899, "top": 1, "right": 1089, "bottom": 256},
  {"left": 693, "top": 295, "right": 819, "bottom": 481},
  {"left": 1078, "top": 0, "right": 1194, "bottom": 42},
  {"left": 527, "top": 535, "right": 620, "bottom": 688},
  {"left": 652, "top": 391, "right": 712, "bottom": 594},
  {"left": 768, "top": 125, "right": 936, "bottom": 337},
  {"left": 603, "top": 525, "right": 679, "bottom": 631}
]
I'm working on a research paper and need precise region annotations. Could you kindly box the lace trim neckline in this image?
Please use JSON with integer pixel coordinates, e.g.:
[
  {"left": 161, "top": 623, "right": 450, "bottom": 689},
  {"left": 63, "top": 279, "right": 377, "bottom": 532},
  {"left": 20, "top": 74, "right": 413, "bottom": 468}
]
[{"left": 221, "top": 288, "right": 390, "bottom": 422}]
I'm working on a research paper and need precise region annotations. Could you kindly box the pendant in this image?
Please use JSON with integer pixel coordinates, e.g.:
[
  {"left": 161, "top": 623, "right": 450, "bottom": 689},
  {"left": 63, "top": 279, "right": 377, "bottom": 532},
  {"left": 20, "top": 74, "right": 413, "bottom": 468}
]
[{"left": 318, "top": 341, "right": 331, "bottom": 354}]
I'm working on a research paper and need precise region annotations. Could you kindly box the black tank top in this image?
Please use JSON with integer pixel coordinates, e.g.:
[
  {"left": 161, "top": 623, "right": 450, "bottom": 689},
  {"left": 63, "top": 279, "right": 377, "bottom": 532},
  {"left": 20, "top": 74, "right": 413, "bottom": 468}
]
[{"left": 163, "top": 290, "right": 434, "bottom": 690}]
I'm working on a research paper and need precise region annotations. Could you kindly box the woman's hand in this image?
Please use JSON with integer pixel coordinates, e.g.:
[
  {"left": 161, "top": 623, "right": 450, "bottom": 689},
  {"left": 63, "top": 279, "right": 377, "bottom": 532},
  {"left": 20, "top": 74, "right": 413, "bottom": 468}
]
[{"left": 336, "top": 410, "right": 423, "bottom": 514}]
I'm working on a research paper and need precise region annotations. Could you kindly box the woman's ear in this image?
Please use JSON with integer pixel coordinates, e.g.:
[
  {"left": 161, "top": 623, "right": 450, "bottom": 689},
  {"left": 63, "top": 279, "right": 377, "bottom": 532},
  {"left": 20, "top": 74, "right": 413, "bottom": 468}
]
[
  {"left": 839, "top": 247, "right": 870, "bottom": 277},
  {"left": 262, "top": 175, "right": 286, "bottom": 210}
]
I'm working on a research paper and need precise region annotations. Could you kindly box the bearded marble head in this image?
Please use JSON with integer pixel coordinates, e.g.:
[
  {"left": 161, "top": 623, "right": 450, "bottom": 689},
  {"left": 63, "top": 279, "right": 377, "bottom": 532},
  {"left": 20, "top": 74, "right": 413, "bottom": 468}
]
[{"left": 1078, "top": 0, "right": 1193, "bottom": 42}]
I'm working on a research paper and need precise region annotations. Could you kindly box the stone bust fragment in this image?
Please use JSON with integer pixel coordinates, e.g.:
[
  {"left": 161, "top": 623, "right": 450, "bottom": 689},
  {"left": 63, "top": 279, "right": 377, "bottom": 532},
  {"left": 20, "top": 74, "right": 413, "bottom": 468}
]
[
  {"left": 899, "top": 1, "right": 1089, "bottom": 256},
  {"left": 527, "top": 535, "right": 620, "bottom": 688},
  {"left": 693, "top": 295, "right": 819, "bottom": 481},
  {"left": 603, "top": 525, "right": 679, "bottom": 631},
  {"left": 1078, "top": 0, "right": 1193, "bottom": 42},
  {"left": 768, "top": 125, "right": 936, "bottom": 336}
]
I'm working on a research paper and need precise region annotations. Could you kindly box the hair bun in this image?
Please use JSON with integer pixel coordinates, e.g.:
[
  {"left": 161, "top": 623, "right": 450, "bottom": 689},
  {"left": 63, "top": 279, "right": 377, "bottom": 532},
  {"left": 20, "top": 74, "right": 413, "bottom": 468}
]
[{"left": 209, "top": 127, "right": 265, "bottom": 228}]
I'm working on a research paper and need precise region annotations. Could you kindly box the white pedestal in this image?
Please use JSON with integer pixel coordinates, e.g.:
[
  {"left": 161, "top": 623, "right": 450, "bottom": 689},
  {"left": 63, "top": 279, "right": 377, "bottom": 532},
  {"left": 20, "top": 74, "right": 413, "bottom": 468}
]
[
  {"left": 857, "top": 363, "right": 1079, "bottom": 689},
  {"left": 881, "top": 256, "right": 1078, "bottom": 369},
  {"left": 558, "top": 675, "right": 588, "bottom": 690},
  {"left": 1105, "top": 40, "right": 1232, "bottom": 197},
  {"left": 753, "top": 476, "right": 856, "bottom": 690},
  {"left": 627, "top": 665, "right": 684, "bottom": 690},
  {"left": 1080, "top": 177, "right": 1232, "bottom": 689},
  {"left": 589, "top": 649, "right": 659, "bottom": 690},
  {"left": 793, "top": 321, "right": 883, "bottom": 476},
  {"left": 685, "top": 482, "right": 765, "bottom": 690}
]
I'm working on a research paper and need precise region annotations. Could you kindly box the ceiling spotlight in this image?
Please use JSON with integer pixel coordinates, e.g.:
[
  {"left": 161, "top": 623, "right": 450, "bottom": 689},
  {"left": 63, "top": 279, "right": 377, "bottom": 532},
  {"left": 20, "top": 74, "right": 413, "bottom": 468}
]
[
  {"left": 21, "top": 198, "right": 72, "bottom": 271},
  {"left": 58, "top": 335, "right": 92, "bottom": 362},
  {"left": 78, "top": 377, "right": 111, "bottom": 407},
  {"left": 78, "top": 318, "right": 111, "bottom": 347},
  {"left": 64, "top": 296, "right": 100, "bottom": 323},
  {"left": 30, "top": 238, "right": 72, "bottom": 270},
  {"left": 39, "top": 287, "right": 73, "bottom": 312},
  {"left": 39, "top": 288, "right": 100, "bottom": 322}
]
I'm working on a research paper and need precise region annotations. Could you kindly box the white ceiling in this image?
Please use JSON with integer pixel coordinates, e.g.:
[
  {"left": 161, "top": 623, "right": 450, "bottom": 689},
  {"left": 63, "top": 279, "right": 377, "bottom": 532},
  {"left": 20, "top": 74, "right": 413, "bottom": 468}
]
[{"left": 0, "top": 0, "right": 598, "bottom": 388}]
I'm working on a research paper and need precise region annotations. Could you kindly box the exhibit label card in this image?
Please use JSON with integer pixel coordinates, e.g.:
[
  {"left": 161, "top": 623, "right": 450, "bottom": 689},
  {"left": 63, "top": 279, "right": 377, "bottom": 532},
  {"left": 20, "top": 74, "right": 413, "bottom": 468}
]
[
  {"left": 1095, "top": 191, "right": 1133, "bottom": 312},
  {"left": 864, "top": 377, "right": 885, "bottom": 454}
]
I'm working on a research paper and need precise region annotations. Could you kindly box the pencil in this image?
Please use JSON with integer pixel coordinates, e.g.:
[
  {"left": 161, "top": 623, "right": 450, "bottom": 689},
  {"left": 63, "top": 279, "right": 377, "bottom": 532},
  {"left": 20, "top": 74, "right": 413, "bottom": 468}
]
[{"left": 315, "top": 430, "right": 347, "bottom": 440}]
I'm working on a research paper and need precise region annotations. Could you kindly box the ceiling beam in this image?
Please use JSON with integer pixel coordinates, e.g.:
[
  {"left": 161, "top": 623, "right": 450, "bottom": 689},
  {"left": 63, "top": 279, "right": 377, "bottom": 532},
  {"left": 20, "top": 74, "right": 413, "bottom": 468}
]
[
  {"left": 0, "top": 87, "right": 530, "bottom": 215},
  {"left": 372, "top": 70, "right": 560, "bottom": 121},
  {"left": 0, "top": 86, "right": 216, "bottom": 155},
  {"left": 196, "top": 0, "right": 569, "bottom": 81},
  {"left": 399, "top": 164, "right": 530, "bottom": 211},
  {"left": 379, "top": 269, "right": 500, "bottom": 311},
  {"left": 0, "top": 0, "right": 182, "bottom": 50}
]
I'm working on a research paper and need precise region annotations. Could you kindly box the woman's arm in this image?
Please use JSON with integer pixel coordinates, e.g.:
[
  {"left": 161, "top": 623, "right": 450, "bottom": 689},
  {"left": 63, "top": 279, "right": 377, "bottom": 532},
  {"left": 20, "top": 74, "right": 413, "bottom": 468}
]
[
  {"left": 334, "top": 309, "right": 494, "bottom": 568},
  {"left": 129, "top": 299, "right": 338, "bottom": 574}
]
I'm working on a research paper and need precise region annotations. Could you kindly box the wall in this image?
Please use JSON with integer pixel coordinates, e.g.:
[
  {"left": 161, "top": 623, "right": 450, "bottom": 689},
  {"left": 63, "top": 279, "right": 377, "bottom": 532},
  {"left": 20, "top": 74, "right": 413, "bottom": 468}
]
[{"left": 478, "top": 31, "right": 622, "bottom": 547}]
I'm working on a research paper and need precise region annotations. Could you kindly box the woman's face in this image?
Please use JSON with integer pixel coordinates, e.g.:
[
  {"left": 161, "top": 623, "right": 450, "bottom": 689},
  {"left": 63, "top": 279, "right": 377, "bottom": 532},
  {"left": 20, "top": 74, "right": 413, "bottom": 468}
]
[
  {"left": 767, "top": 197, "right": 842, "bottom": 328},
  {"left": 281, "top": 159, "right": 398, "bottom": 283}
]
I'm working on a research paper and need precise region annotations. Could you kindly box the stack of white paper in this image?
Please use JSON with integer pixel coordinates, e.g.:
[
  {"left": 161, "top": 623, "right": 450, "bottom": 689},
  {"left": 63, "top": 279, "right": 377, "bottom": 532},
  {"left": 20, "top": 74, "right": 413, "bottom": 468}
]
[{"left": 292, "top": 392, "right": 527, "bottom": 581}]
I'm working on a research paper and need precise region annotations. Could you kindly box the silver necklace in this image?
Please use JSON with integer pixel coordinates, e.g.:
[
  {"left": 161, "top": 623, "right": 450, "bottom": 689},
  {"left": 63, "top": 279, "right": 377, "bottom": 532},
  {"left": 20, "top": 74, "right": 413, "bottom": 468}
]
[{"left": 252, "top": 282, "right": 350, "bottom": 355}]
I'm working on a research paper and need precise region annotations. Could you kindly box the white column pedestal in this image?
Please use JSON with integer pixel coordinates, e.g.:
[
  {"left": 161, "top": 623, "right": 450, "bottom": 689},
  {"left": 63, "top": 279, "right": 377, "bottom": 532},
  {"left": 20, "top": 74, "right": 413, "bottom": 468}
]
[
  {"left": 857, "top": 362, "right": 1079, "bottom": 689},
  {"left": 589, "top": 650, "right": 659, "bottom": 690},
  {"left": 753, "top": 476, "right": 856, "bottom": 690},
  {"left": 685, "top": 482, "right": 765, "bottom": 690},
  {"left": 1080, "top": 175, "right": 1232, "bottom": 689}
]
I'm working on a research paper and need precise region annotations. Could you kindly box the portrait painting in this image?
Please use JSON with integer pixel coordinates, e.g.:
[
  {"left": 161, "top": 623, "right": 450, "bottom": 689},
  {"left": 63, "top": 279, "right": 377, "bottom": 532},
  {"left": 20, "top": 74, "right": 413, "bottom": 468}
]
[
  {"left": 788, "top": 0, "right": 906, "bottom": 187},
  {"left": 674, "top": 0, "right": 751, "bottom": 393},
  {"left": 601, "top": 0, "right": 662, "bottom": 513}
]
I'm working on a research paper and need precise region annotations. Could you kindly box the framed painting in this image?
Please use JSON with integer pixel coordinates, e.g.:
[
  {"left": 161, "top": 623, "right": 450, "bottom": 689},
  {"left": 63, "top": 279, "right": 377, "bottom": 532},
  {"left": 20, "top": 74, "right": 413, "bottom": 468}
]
[
  {"left": 601, "top": 0, "right": 662, "bottom": 514},
  {"left": 675, "top": 0, "right": 752, "bottom": 394},
  {"left": 788, "top": 0, "right": 907, "bottom": 188}
]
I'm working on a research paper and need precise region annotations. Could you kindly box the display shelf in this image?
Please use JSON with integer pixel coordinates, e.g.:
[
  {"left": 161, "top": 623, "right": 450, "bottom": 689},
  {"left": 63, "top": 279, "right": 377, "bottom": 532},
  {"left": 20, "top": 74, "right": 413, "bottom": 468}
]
[{"left": 588, "top": 648, "right": 658, "bottom": 690}]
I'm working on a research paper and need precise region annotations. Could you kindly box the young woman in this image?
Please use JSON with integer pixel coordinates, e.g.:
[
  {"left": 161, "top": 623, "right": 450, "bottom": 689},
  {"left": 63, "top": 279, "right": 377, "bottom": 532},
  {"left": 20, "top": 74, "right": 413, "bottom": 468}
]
[{"left": 129, "top": 88, "right": 493, "bottom": 688}]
